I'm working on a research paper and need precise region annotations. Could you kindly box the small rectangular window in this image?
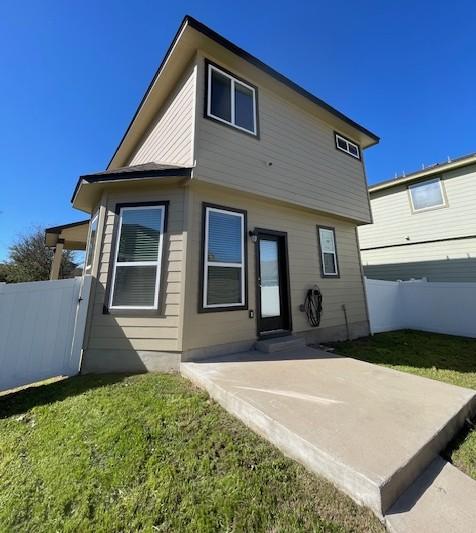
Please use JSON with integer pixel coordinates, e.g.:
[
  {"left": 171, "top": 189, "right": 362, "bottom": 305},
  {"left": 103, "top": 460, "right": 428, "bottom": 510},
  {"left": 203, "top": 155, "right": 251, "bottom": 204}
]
[
  {"left": 202, "top": 205, "right": 246, "bottom": 310},
  {"left": 207, "top": 62, "right": 257, "bottom": 136},
  {"left": 335, "top": 133, "right": 361, "bottom": 160},
  {"left": 408, "top": 178, "right": 446, "bottom": 212},
  {"left": 84, "top": 214, "right": 98, "bottom": 272},
  {"left": 318, "top": 226, "right": 339, "bottom": 277},
  {"left": 109, "top": 204, "right": 166, "bottom": 310}
]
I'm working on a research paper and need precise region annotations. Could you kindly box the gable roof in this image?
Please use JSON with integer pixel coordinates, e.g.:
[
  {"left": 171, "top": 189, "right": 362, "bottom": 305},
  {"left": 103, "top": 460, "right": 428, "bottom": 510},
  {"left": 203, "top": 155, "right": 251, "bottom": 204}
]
[
  {"left": 369, "top": 152, "right": 476, "bottom": 194},
  {"left": 107, "top": 15, "right": 379, "bottom": 170}
]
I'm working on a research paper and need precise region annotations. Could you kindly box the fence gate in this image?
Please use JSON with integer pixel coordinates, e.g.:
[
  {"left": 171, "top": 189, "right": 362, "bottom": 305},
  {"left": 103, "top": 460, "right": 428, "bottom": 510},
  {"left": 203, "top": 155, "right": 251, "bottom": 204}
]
[{"left": 0, "top": 276, "right": 92, "bottom": 392}]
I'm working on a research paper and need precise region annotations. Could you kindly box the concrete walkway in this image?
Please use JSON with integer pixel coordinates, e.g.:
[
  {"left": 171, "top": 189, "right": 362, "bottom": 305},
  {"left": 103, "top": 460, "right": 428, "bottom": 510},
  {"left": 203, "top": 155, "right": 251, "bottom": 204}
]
[
  {"left": 181, "top": 346, "right": 476, "bottom": 523},
  {"left": 386, "top": 457, "right": 476, "bottom": 532}
]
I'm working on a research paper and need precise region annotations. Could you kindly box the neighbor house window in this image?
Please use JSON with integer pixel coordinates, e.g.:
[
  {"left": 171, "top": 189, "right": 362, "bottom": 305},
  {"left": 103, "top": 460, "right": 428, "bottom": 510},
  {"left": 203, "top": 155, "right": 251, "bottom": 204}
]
[
  {"left": 408, "top": 178, "right": 446, "bottom": 212},
  {"left": 109, "top": 204, "right": 166, "bottom": 310},
  {"left": 206, "top": 62, "right": 258, "bottom": 135},
  {"left": 84, "top": 213, "right": 98, "bottom": 273},
  {"left": 202, "top": 204, "right": 246, "bottom": 310},
  {"left": 335, "top": 133, "right": 361, "bottom": 160},
  {"left": 318, "top": 226, "right": 339, "bottom": 277}
]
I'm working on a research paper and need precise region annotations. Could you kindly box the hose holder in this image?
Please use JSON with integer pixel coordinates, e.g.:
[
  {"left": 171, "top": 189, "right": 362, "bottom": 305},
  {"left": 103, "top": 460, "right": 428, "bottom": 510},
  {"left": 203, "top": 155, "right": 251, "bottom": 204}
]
[{"left": 301, "top": 284, "right": 323, "bottom": 327}]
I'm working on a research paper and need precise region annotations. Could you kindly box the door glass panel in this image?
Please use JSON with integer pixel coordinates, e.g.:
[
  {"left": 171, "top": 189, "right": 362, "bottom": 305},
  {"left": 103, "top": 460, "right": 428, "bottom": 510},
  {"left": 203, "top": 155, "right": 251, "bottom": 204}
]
[{"left": 260, "top": 239, "right": 281, "bottom": 318}]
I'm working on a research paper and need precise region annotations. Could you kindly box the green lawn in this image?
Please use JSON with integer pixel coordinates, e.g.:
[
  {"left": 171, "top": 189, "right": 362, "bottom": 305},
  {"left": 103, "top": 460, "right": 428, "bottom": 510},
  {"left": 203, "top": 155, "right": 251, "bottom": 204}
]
[
  {"left": 0, "top": 374, "right": 382, "bottom": 532},
  {"left": 330, "top": 330, "right": 476, "bottom": 480}
]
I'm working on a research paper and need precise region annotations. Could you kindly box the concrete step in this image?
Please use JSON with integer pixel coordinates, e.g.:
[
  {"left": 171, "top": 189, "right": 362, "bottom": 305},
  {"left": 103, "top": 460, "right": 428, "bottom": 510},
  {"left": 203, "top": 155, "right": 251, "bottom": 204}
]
[
  {"left": 181, "top": 351, "right": 476, "bottom": 519},
  {"left": 385, "top": 457, "right": 476, "bottom": 532},
  {"left": 255, "top": 335, "right": 306, "bottom": 353}
]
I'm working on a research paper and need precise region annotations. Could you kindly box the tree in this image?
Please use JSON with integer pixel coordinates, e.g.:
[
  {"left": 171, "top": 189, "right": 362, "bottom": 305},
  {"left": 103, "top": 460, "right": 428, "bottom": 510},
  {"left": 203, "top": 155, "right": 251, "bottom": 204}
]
[{"left": 0, "top": 228, "right": 77, "bottom": 283}]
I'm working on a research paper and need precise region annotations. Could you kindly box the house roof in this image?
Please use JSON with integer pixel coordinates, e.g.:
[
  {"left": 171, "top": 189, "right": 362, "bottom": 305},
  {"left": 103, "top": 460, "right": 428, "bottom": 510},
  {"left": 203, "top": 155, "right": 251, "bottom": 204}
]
[
  {"left": 45, "top": 219, "right": 90, "bottom": 250},
  {"left": 71, "top": 163, "right": 193, "bottom": 213},
  {"left": 72, "top": 162, "right": 192, "bottom": 201},
  {"left": 369, "top": 152, "right": 476, "bottom": 194},
  {"left": 107, "top": 15, "right": 379, "bottom": 170}
]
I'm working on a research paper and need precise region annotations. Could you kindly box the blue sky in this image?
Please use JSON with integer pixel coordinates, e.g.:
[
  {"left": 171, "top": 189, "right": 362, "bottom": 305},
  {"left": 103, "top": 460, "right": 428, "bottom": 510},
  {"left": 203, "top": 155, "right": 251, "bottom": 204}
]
[{"left": 1, "top": 1, "right": 475, "bottom": 260}]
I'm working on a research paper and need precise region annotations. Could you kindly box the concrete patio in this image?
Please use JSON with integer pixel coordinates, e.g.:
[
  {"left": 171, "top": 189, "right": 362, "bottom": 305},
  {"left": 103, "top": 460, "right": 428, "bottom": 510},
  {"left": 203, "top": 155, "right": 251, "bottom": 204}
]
[{"left": 181, "top": 345, "right": 476, "bottom": 523}]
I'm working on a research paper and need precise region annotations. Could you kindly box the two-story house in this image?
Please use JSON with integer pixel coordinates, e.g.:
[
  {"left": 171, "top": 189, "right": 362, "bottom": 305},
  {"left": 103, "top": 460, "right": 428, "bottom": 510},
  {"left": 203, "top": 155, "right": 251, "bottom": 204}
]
[
  {"left": 49, "top": 16, "right": 379, "bottom": 373},
  {"left": 359, "top": 153, "right": 476, "bottom": 282}
]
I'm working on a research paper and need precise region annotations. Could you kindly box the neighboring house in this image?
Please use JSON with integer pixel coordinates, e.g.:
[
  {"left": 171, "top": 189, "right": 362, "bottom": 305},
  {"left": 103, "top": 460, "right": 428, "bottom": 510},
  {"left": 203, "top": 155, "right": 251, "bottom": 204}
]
[
  {"left": 47, "top": 16, "right": 379, "bottom": 373},
  {"left": 359, "top": 153, "right": 476, "bottom": 282}
]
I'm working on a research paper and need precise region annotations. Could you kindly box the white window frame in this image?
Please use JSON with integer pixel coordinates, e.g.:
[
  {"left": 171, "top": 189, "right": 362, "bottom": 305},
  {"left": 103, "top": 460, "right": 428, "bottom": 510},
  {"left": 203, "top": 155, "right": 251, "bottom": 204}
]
[
  {"left": 408, "top": 178, "right": 446, "bottom": 212},
  {"left": 109, "top": 205, "right": 165, "bottom": 310},
  {"left": 84, "top": 213, "right": 98, "bottom": 273},
  {"left": 318, "top": 227, "right": 339, "bottom": 277},
  {"left": 207, "top": 63, "right": 258, "bottom": 136},
  {"left": 335, "top": 133, "right": 361, "bottom": 160},
  {"left": 203, "top": 206, "right": 246, "bottom": 309}
]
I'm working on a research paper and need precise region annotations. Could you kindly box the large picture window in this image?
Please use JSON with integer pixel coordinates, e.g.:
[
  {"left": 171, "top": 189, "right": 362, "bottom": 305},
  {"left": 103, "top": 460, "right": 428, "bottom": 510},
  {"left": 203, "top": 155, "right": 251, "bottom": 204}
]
[
  {"left": 109, "top": 204, "right": 166, "bottom": 310},
  {"left": 202, "top": 204, "right": 247, "bottom": 310},
  {"left": 206, "top": 62, "right": 258, "bottom": 136},
  {"left": 318, "top": 226, "right": 339, "bottom": 277},
  {"left": 408, "top": 178, "right": 446, "bottom": 212}
]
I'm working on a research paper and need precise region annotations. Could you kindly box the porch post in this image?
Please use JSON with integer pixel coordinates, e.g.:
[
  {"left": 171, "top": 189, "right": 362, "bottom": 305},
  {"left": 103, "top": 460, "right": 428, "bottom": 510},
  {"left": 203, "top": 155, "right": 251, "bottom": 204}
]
[{"left": 50, "top": 241, "right": 64, "bottom": 280}]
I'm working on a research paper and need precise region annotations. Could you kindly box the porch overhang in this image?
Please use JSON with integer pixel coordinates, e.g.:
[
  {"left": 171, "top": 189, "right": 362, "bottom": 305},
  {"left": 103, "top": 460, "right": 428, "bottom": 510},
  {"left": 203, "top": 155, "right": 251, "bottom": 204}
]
[
  {"left": 71, "top": 162, "right": 193, "bottom": 213},
  {"left": 45, "top": 219, "right": 90, "bottom": 280},
  {"left": 45, "top": 219, "right": 89, "bottom": 251}
]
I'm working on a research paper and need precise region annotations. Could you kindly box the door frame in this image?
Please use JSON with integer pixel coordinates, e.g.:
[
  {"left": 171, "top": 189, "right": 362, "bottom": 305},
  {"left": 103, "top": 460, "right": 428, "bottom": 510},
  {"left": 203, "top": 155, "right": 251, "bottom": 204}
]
[{"left": 254, "top": 228, "right": 293, "bottom": 338}]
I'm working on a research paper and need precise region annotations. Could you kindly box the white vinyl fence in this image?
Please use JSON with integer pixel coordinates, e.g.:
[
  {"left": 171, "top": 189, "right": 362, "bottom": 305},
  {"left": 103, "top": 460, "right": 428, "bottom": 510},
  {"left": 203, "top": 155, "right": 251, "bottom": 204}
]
[
  {"left": 0, "top": 276, "right": 92, "bottom": 392},
  {"left": 365, "top": 278, "right": 476, "bottom": 338}
]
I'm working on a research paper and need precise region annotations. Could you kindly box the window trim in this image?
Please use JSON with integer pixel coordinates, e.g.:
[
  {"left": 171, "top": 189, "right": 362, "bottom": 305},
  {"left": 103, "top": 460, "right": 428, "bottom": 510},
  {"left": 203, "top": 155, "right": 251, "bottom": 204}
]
[
  {"left": 84, "top": 212, "right": 99, "bottom": 273},
  {"left": 334, "top": 132, "right": 361, "bottom": 160},
  {"left": 199, "top": 203, "right": 248, "bottom": 313},
  {"left": 408, "top": 177, "right": 447, "bottom": 213},
  {"left": 205, "top": 59, "right": 259, "bottom": 138},
  {"left": 105, "top": 201, "right": 169, "bottom": 313},
  {"left": 317, "top": 225, "right": 340, "bottom": 278}
]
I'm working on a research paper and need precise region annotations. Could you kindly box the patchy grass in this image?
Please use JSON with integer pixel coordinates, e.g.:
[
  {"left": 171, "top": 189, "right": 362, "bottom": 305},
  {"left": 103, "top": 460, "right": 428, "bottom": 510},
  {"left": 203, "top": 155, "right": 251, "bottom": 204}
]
[
  {"left": 330, "top": 330, "right": 476, "bottom": 480},
  {"left": 0, "top": 374, "right": 383, "bottom": 532}
]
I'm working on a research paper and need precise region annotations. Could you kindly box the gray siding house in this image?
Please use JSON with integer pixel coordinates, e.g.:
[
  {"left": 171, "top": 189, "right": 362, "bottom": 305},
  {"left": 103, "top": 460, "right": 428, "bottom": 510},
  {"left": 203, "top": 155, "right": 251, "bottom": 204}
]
[
  {"left": 48, "top": 16, "right": 379, "bottom": 373},
  {"left": 359, "top": 153, "right": 476, "bottom": 282}
]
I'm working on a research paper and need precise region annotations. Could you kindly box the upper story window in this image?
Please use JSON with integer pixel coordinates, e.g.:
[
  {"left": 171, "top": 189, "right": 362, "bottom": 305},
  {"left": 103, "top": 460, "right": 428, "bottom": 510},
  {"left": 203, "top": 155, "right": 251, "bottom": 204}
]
[
  {"left": 84, "top": 213, "right": 98, "bottom": 273},
  {"left": 317, "top": 226, "right": 339, "bottom": 277},
  {"left": 335, "top": 132, "right": 361, "bottom": 160},
  {"left": 206, "top": 61, "right": 258, "bottom": 136},
  {"left": 408, "top": 178, "right": 446, "bottom": 212},
  {"left": 202, "top": 204, "right": 247, "bottom": 311},
  {"left": 109, "top": 203, "right": 167, "bottom": 310}
]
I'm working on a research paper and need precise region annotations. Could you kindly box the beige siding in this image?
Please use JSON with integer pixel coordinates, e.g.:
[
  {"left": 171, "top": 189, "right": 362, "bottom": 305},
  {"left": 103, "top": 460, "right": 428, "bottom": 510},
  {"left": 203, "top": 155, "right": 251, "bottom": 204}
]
[
  {"left": 182, "top": 182, "right": 368, "bottom": 352},
  {"left": 358, "top": 164, "right": 476, "bottom": 282},
  {"left": 83, "top": 184, "right": 186, "bottom": 359},
  {"left": 128, "top": 64, "right": 196, "bottom": 167},
  {"left": 362, "top": 237, "right": 476, "bottom": 282},
  {"left": 359, "top": 164, "right": 476, "bottom": 249},
  {"left": 193, "top": 53, "right": 371, "bottom": 224}
]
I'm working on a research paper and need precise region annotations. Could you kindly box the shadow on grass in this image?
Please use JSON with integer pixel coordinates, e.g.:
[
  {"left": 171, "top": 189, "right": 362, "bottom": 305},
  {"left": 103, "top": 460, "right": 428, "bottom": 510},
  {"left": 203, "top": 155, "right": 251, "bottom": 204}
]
[
  {"left": 442, "top": 417, "right": 476, "bottom": 462},
  {"left": 0, "top": 374, "right": 131, "bottom": 420},
  {"left": 329, "top": 329, "right": 476, "bottom": 374}
]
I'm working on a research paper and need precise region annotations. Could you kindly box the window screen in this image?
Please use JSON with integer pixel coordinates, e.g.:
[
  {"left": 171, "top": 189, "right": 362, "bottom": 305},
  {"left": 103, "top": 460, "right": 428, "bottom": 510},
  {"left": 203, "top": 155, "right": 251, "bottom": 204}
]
[
  {"left": 203, "top": 206, "right": 245, "bottom": 309},
  {"left": 207, "top": 63, "right": 257, "bottom": 135},
  {"left": 109, "top": 205, "right": 165, "bottom": 309},
  {"left": 85, "top": 214, "right": 98, "bottom": 272},
  {"left": 335, "top": 133, "right": 361, "bottom": 160},
  {"left": 318, "top": 227, "right": 339, "bottom": 277},
  {"left": 409, "top": 179, "right": 445, "bottom": 211}
]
